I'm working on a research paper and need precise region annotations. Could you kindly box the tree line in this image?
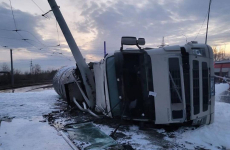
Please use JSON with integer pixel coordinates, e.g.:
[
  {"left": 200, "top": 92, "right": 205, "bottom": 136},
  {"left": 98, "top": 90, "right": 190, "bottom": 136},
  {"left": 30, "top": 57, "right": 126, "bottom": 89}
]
[
  {"left": 0, "top": 63, "right": 57, "bottom": 89},
  {"left": 213, "top": 46, "right": 230, "bottom": 62}
]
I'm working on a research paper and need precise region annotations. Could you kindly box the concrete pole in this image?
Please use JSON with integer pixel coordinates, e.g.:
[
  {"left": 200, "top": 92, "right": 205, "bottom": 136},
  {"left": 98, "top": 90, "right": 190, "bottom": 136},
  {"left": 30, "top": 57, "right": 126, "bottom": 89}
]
[
  {"left": 10, "top": 49, "right": 14, "bottom": 88},
  {"left": 205, "top": 0, "right": 212, "bottom": 44},
  {"left": 48, "top": 0, "right": 95, "bottom": 108}
]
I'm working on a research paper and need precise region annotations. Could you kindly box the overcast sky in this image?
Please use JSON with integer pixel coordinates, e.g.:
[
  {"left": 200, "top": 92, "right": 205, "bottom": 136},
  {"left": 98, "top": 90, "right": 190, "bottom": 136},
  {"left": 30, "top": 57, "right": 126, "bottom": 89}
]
[{"left": 0, "top": 0, "right": 229, "bottom": 72}]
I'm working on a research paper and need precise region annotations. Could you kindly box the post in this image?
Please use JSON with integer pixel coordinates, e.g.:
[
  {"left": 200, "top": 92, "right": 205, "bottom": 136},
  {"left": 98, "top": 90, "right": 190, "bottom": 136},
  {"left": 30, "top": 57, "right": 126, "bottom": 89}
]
[
  {"left": 205, "top": 0, "right": 212, "bottom": 44},
  {"left": 10, "top": 49, "right": 14, "bottom": 88},
  {"left": 182, "top": 34, "right": 187, "bottom": 43},
  {"left": 104, "top": 41, "right": 106, "bottom": 57},
  {"left": 48, "top": 0, "right": 95, "bottom": 108}
]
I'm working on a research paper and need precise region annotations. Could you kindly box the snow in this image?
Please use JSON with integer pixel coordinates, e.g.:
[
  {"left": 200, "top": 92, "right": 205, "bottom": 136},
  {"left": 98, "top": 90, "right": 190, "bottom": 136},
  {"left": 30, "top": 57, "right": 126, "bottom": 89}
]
[
  {"left": 97, "top": 124, "right": 161, "bottom": 149},
  {"left": 97, "top": 84, "right": 230, "bottom": 149},
  {"left": 163, "top": 83, "right": 230, "bottom": 149},
  {"left": 165, "top": 102, "right": 230, "bottom": 149},
  {"left": 1, "top": 84, "right": 230, "bottom": 150},
  {"left": 215, "top": 83, "right": 229, "bottom": 101},
  {"left": 0, "top": 88, "right": 72, "bottom": 150},
  {"left": 0, "top": 118, "right": 72, "bottom": 150},
  {"left": 0, "top": 90, "right": 58, "bottom": 118},
  {"left": 119, "top": 128, "right": 160, "bottom": 150},
  {"left": 0, "top": 84, "right": 52, "bottom": 93}
]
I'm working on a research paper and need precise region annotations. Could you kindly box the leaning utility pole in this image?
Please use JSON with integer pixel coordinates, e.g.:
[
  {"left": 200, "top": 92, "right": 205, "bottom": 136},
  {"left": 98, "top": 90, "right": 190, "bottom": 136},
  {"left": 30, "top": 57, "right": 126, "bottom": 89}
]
[
  {"left": 205, "top": 0, "right": 212, "bottom": 44},
  {"left": 48, "top": 0, "right": 95, "bottom": 108},
  {"left": 10, "top": 49, "right": 14, "bottom": 87}
]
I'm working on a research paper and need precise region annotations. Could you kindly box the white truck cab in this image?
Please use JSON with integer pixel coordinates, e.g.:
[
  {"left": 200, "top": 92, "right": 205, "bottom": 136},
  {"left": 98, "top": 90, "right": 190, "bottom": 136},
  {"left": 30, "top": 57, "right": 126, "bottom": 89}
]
[{"left": 93, "top": 37, "right": 215, "bottom": 125}]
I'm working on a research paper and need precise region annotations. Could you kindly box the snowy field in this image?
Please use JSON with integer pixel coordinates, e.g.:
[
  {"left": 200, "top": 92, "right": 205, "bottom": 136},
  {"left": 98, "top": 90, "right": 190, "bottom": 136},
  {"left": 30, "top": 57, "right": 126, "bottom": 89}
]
[
  {"left": 0, "top": 89, "right": 72, "bottom": 150},
  {"left": 0, "top": 83, "right": 230, "bottom": 150}
]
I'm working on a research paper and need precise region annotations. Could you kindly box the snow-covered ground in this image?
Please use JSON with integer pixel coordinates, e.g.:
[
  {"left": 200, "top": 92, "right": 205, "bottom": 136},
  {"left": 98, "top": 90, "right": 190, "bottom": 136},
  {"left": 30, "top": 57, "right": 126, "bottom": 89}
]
[
  {"left": 0, "top": 118, "right": 72, "bottom": 150},
  {"left": 0, "top": 90, "right": 58, "bottom": 118},
  {"left": 164, "top": 83, "right": 230, "bottom": 149},
  {"left": 96, "top": 83, "right": 230, "bottom": 150},
  {"left": 0, "top": 89, "right": 72, "bottom": 150},
  {"left": 0, "top": 83, "right": 230, "bottom": 150},
  {"left": 164, "top": 102, "right": 230, "bottom": 149}
]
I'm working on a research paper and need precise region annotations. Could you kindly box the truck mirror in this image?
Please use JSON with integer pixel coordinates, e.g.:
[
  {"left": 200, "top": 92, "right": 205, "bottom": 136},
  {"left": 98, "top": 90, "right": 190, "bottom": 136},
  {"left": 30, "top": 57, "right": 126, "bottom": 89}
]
[
  {"left": 137, "top": 38, "right": 145, "bottom": 45},
  {"left": 121, "top": 36, "right": 137, "bottom": 45}
]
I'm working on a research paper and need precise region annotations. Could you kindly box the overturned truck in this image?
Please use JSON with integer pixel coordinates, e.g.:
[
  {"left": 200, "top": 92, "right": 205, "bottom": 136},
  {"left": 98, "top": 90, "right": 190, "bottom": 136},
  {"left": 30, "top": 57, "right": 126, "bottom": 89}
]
[{"left": 49, "top": 0, "right": 215, "bottom": 126}]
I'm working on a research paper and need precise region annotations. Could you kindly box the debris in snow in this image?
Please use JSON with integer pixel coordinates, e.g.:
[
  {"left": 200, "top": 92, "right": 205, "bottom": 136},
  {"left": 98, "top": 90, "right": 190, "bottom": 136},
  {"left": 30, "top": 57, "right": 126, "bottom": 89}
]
[
  {"left": 39, "top": 119, "right": 46, "bottom": 122},
  {"left": 63, "top": 122, "right": 117, "bottom": 149},
  {"left": 1, "top": 84, "right": 230, "bottom": 150},
  {"left": 129, "top": 125, "right": 139, "bottom": 131}
]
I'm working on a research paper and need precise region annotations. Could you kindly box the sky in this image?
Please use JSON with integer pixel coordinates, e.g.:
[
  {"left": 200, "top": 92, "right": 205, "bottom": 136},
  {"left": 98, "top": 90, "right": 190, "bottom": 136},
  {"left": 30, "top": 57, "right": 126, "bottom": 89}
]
[{"left": 0, "top": 0, "right": 229, "bottom": 72}]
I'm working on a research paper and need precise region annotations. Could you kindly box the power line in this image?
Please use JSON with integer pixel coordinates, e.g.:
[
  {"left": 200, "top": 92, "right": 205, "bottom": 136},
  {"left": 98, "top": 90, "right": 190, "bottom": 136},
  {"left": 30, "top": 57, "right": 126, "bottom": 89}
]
[
  {"left": 26, "top": 1, "right": 64, "bottom": 49},
  {"left": 31, "top": 0, "right": 45, "bottom": 13},
  {"left": 0, "top": 38, "right": 72, "bottom": 62},
  {"left": 0, "top": 29, "right": 13, "bottom": 31},
  {"left": 19, "top": 30, "right": 47, "bottom": 47},
  {"left": 0, "top": 36, "right": 23, "bottom": 41},
  {"left": 0, "top": 28, "right": 62, "bottom": 48},
  {"left": 31, "top": 0, "right": 50, "bottom": 19},
  {"left": 8, "top": 0, "right": 39, "bottom": 50},
  {"left": 0, "top": 36, "right": 62, "bottom": 54},
  {"left": 194, "top": 10, "right": 209, "bottom": 40},
  {"left": 8, "top": 0, "right": 17, "bottom": 30},
  {"left": 2, "top": 1, "right": 73, "bottom": 62},
  {"left": 0, "top": 47, "right": 73, "bottom": 62},
  {"left": 7, "top": 47, "right": 72, "bottom": 61},
  {"left": 7, "top": 1, "right": 61, "bottom": 51},
  {"left": 55, "top": 21, "right": 61, "bottom": 49}
]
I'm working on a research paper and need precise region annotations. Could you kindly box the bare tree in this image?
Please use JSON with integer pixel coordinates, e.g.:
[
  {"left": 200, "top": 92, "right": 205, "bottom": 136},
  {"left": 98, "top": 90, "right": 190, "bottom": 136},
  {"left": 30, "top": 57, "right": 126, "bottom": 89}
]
[
  {"left": 213, "top": 46, "right": 228, "bottom": 62},
  {"left": 32, "top": 64, "right": 41, "bottom": 74},
  {"left": 1, "top": 63, "right": 10, "bottom": 72},
  {"left": 14, "top": 69, "right": 21, "bottom": 75}
]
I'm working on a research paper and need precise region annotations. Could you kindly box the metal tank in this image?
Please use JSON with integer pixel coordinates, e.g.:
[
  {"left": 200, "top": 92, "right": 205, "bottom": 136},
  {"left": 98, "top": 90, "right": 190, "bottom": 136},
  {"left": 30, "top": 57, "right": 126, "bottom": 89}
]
[{"left": 53, "top": 66, "right": 75, "bottom": 99}]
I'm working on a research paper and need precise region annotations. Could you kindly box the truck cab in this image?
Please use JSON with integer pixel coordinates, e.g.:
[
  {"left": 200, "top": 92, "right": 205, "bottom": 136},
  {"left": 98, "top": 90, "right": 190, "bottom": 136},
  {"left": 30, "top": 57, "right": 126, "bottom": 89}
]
[{"left": 94, "top": 37, "right": 215, "bottom": 125}]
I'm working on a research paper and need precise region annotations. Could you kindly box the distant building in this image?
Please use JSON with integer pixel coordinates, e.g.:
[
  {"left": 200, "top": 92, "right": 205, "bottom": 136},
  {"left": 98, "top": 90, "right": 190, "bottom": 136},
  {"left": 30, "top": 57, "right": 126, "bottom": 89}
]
[{"left": 214, "top": 60, "right": 230, "bottom": 77}]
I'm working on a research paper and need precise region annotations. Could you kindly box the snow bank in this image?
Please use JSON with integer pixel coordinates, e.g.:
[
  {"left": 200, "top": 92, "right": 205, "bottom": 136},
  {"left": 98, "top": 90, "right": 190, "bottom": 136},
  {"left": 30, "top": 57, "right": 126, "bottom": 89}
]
[
  {"left": 0, "top": 90, "right": 59, "bottom": 118},
  {"left": 215, "top": 83, "right": 229, "bottom": 101}
]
